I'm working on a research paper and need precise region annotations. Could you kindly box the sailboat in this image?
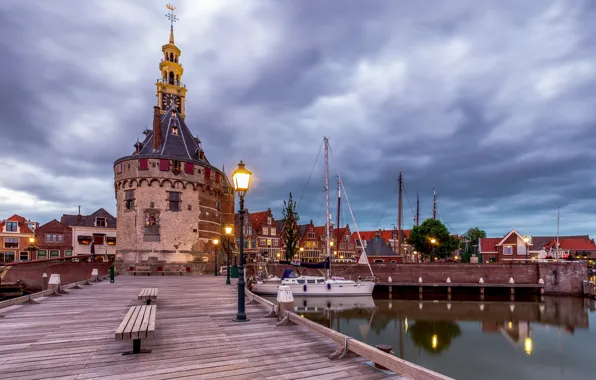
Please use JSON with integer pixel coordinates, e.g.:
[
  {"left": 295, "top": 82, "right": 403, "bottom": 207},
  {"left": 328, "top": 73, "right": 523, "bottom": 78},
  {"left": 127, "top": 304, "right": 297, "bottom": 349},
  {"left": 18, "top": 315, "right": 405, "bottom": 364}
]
[{"left": 250, "top": 137, "right": 375, "bottom": 297}]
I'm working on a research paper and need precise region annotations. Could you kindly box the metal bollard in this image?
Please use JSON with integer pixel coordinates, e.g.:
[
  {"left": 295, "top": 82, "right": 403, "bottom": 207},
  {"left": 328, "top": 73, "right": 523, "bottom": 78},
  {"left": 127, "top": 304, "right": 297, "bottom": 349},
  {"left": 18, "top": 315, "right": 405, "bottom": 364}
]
[
  {"left": 375, "top": 344, "right": 392, "bottom": 370},
  {"left": 110, "top": 264, "right": 115, "bottom": 283}
]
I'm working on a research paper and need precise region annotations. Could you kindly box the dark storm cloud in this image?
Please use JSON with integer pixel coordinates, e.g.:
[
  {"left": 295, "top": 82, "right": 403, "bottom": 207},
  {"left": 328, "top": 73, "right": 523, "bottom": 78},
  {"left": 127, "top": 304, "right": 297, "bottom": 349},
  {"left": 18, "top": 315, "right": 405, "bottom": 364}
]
[{"left": 1, "top": 0, "right": 595, "bottom": 237}]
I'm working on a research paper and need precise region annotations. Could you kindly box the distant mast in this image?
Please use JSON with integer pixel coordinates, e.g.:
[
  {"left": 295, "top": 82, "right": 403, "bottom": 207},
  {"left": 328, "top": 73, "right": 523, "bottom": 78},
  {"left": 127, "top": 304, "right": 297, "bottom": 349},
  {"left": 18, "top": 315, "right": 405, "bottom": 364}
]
[
  {"left": 397, "top": 170, "right": 403, "bottom": 259},
  {"left": 416, "top": 192, "right": 420, "bottom": 227},
  {"left": 336, "top": 176, "right": 341, "bottom": 259},
  {"left": 432, "top": 187, "right": 437, "bottom": 220},
  {"left": 324, "top": 137, "right": 331, "bottom": 279}
]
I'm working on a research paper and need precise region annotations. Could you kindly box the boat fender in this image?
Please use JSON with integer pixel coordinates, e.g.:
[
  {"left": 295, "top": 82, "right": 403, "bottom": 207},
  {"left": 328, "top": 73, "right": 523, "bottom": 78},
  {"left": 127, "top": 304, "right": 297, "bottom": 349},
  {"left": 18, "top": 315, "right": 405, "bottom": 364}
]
[
  {"left": 303, "top": 284, "right": 307, "bottom": 292},
  {"left": 327, "top": 283, "right": 331, "bottom": 290}
]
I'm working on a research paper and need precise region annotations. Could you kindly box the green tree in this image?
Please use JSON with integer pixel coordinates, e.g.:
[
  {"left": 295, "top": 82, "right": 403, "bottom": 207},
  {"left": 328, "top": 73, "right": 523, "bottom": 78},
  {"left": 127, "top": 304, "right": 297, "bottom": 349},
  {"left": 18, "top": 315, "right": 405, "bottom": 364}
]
[
  {"left": 407, "top": 218, "right": 459, "bottom": 261},
  {"left": 281, "top": 192, "right": 300, "bottom": 260},
  {"left": 460, "top": 227, "right": 487, "bottom": 262}
]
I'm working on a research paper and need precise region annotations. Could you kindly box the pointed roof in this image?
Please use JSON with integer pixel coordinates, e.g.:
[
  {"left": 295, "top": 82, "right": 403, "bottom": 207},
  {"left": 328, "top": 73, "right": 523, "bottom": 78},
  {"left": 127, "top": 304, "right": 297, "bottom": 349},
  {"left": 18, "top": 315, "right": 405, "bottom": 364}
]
[
  {"left": 169, "top": 26, "right": 175, "bottom": 44},
  {"left": 75, "top": 208, "right": 117, "bottom": 228},
  {"left": 496, "top": 229, "right": 525, "bottom": 246},
  {"left": 116, "top": 106, "right": 214, "bottom": 168},
  {"left": 0, "top": 214, "right": 33, "bottom": 234},
  {"left": 61, "top": 214, "right": 88, "bottom": 226}
]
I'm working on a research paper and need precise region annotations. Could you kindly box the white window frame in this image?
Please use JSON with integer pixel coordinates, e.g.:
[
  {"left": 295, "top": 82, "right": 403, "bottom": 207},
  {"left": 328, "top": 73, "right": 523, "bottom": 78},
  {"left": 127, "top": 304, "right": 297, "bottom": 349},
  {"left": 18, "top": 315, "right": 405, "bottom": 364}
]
[
  {"left": 502, "top": 245, "right": 513, "bottom": 255},
  {"left": 4, "top": 237, "right": 19, "bottom": 249},
  {"left": 263, "top": 227, "right": 268, "bottom": 236},
  {"left": 49, "top": 250, "right": 60, "bottom": 258},
  {"left": 271, "top": 227, "right": 276, "bottom": 236},
  {"left": 37, "top": 249, "right": 47, "bottom": 259}
]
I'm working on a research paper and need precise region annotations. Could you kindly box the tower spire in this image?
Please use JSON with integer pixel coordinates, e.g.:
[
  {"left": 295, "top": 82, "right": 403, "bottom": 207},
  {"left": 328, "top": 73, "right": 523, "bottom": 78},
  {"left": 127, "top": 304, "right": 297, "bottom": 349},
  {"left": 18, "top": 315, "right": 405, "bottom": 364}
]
[{"left": 166, "top": 3, "right": 178, "bottom": 44}]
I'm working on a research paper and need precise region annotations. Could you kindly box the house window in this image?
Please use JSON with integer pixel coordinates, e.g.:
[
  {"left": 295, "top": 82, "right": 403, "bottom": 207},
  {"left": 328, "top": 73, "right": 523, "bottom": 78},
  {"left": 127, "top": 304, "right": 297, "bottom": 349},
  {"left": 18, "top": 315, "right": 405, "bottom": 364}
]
[
  {"left": 37, "top": 250, "right": 47, "bottom": 260},
  {"left": 4, "top": 237, "right": 18, "bottom": 249},
  {"left": 267, "top": 217, "right": 272, "bottom": 225},
  {"left": 19, "top": 251, "right": 28, "bottom": 261},
  {"left": 125, "top": 190, "right": 135, "bottom": 210},
  {"left": 93, "top": 235, "right": 104, "bottom": 245},
  {"left": 49, "top": 250, "right": 59, "bottom": 258},
  {"left": 251, "top": 241, "right": 256, "bottom": 249},
  {"left": 307, "top": 232, "right": 315, "bottom": 239},
  {"left": 169, "top": 191, "right": 181, "bottom": 211},
  {"left": 344, "top": 235, "right": 350, "bottom": 242},
  {"left": 340, "top": 243, "right": 346, "bottom": 249},
  {"left": 6, "top": 221, "right": 17, "bottom": 232},
  {"left": 78, "top": 236, "right": 92, "bottom": 245},
  {"left": 271, "top": 227, "right": 276, "bottom": 236},
  {"left": 267, "top": 239, "right": 272, "bottom": 248},
  {"left": 263, "top": 227, "right": 269, "bottom": 235},
  {"left": 247, "top": 226, "right": 252, "bottom": 235},
  {"left": 96, "top": 218, "right": 107, "bottom": 227},
  {"left": 107, "top": 237, "right": 116, "bottom": 245},
  {"left": 45, "top": 234, "right": 64, "bottom": 243},
  {"left": 260, "top": 238, "right": 266, "bottom": 246},
  {"left": 65, "top": 250, "right": 73, "bottom": 257},
  {"left": 273, "top": 239, "right": 278, "bottom": 247},
  {"left": 4, "top": 251, "right": 15, "bottom": 262},
  {"left": 503, "top": 246, "right": 513, "bottom": 255}
]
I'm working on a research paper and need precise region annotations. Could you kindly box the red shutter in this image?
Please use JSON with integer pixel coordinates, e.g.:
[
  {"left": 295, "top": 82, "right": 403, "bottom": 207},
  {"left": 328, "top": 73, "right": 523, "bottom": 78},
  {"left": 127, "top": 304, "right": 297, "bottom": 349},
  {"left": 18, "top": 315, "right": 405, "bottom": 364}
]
[
  {"left": 185, "top": 162, "right": 194, "bottom": 174},
  {"left": 139, "top": 158, "right": 149, "bottom": 170},
  {"left": 204, "top": 167, "right": 211, "bottom": 180},
  {"left": 215, "top": 172, "right": 220, "bottom": 182},
  {"left": 160, "top": 159, "right": 170, "bottom": 171}
]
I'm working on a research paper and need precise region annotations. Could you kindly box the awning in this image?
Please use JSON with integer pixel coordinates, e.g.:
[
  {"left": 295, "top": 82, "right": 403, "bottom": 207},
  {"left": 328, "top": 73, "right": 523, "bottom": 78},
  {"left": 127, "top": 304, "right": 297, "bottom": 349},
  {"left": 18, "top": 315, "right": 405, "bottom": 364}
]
[{"left": 78, "top": 235, "right": 92, "bottom": 240}]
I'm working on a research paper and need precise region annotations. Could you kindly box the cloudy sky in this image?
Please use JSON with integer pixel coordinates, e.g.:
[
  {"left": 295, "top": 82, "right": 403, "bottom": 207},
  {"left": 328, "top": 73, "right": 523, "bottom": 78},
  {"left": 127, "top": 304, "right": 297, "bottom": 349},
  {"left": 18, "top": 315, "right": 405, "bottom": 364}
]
[{"left": 1, "top": 0, "right": 595, "bottom": 237}]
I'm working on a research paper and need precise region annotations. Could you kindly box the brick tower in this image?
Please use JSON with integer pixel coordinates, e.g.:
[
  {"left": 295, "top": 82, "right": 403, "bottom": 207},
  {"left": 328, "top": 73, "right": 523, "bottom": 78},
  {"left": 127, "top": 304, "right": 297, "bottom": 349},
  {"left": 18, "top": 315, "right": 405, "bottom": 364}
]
[{"left": 113, "top": 5, "right": 234, "bottom": 263}]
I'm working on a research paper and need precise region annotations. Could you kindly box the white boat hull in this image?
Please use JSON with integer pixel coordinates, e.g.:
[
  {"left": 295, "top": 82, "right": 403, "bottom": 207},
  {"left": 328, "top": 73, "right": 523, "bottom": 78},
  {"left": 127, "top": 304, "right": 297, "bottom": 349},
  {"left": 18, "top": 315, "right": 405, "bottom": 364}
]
[{"left": 251, "top": 281, "right": 375, "bottom": 297}]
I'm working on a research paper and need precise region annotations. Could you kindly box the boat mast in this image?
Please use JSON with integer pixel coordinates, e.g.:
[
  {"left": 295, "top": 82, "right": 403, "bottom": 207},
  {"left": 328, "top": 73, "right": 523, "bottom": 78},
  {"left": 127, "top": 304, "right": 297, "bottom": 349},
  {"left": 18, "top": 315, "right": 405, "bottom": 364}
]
[
  {"left": 336, "top": 175, "right": 341, "bottom": 261},
  {"left": 398, "top": 170, "right": 403, "bottom": 260},
  {"left": 416, "top": 192, "right": 420, "bottom": 227},
  {"left": 324, "top": 137, "right": 331, "bottom": 279},
  {"left": 432, "top": 187, "right": 437, "bottom": 220}
]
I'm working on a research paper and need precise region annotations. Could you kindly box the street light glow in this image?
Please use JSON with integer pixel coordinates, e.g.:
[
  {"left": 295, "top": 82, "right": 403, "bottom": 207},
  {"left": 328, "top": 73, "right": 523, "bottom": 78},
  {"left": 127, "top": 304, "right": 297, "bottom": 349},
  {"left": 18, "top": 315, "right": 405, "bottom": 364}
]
[
  {"left": 232, "top": 160, "right": 252, "bottom": 193},
  {"left": 224, "top": 226, "right": 233, "bottom": 235},
  {"left": 213, "top": 239, "right": 219, "bottom": 245}
]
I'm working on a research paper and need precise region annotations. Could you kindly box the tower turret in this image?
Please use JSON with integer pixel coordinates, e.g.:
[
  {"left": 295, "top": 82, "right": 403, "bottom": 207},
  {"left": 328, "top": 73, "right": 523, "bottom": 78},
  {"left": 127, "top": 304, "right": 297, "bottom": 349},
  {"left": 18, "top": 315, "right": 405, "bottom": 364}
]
[{"left": 156, "top": 3, "right": 187, "bottom": 118}]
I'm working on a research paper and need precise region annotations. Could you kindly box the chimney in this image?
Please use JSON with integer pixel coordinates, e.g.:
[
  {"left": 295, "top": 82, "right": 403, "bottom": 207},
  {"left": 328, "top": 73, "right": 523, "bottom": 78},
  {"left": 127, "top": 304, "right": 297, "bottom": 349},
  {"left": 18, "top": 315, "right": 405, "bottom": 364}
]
[{"left": 153, "top": 106, "right": 162, "bottom": 151}]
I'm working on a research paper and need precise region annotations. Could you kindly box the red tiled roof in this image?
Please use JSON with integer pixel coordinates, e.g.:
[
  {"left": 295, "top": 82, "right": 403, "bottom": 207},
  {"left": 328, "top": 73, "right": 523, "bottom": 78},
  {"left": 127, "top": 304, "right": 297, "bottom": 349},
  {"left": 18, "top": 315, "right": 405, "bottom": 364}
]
[
  {"left": 479, "top": 238, "right": 501, "bottom": 253},
  {"left": 350, "top": 230, "right": 411, "bottom": 242},
  {"left": 0, "top": 214, "right": 34, "bottom": 234},
  {"left": 546, "top": 238, "right": 596, "bottom": 251},
  {"left": 248, "top": 210, "right": 271, "bottom": 231}
]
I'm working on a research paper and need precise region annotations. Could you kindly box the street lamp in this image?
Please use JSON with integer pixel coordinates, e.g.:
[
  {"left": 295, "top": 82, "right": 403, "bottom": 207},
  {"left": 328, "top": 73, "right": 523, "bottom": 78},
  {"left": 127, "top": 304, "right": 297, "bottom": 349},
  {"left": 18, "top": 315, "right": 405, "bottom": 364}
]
[
  {"left": 232, "top": 160, "right": 252, "bottom": 322},
  {"left": 224, "top": 225, "right": 233, "bottom": 285},
  {"left": 523, "top": 237, "right": 530, "bottom": 261},
  {"left": 213, "top": 239, "right": 219, "bottom": 276},
  {"left": 27, "top": 236, "right": 37, "bottom": 260}
]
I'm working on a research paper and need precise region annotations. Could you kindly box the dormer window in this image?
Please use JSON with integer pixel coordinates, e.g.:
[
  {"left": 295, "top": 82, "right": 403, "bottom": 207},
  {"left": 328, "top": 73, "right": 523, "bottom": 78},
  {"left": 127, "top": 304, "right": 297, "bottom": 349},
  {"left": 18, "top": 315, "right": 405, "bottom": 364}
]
[
  {"left": 171, "top": 126, "right": 179, "bottom": 136},
  {"left": 95, "top": 217, "right": 107, "bottom": 227},
  {"left": 267, "top": 217, "right": 272, "bottom": 225},
  {"left": 5, "top": 221, "right": 17, "bottom": 232}
]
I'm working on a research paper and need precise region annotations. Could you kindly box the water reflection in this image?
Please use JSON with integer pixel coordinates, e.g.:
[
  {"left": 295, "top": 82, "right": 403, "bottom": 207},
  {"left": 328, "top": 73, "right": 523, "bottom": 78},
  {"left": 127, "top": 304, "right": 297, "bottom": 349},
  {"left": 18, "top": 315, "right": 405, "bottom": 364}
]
[{"left": 296, "top": 296, "right": 595, "bottom": 380}]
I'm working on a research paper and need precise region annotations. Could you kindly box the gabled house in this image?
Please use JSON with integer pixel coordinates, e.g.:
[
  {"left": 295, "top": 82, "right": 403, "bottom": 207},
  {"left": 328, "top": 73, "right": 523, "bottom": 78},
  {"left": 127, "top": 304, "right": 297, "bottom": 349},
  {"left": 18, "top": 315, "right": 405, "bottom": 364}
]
[
  {"left": 358, "top": 231, "right": 401, "bottom": 264},
  {"left": 0, "top": 214, "right": 36, "bottom": 262},
  {"left": 479, "top": 229, "right": 529, "bottom": 263},
  {"left": 69, "top": 208, "right": 117, "bottom": 260},
  {"left": 331, "top": 224, "right": 355, "bottom": 261},
  {"left": 34, "top": 220, "right": 73, "bottom": 260},
  {"left": 298, "top": 220, "right": 324, "bottom": 262}
]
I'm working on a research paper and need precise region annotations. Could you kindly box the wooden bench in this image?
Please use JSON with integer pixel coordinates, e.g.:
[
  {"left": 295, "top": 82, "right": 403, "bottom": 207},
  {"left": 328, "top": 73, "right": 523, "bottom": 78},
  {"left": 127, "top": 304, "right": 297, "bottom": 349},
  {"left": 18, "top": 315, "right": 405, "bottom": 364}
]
[
  {"left": 138, "top": 288, "right": 158, "bottom": 305},
  {"left": 130, "top": 265, "right": 152, "bottom": 276},
  {"left": 115, "top": 305, "right": 156, "bottom": 355}
]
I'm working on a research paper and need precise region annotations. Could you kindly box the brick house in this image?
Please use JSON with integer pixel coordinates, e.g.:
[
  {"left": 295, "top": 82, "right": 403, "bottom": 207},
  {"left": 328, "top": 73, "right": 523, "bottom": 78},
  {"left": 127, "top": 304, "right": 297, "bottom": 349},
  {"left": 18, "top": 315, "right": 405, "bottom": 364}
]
[
  {"left": 297, "top": 220, "right": 324, "bottom": 262},
  {"left": 235, "top": 209, "right": 281, "bottom": 263},
  {"left": 331, "top": 224, "right": 356, "bottom": 261},
  {"left": 34, "top": 220, "right": 74, "bottom": 260},
  {"left": 479, "top": 229, "right": 529, "bottom": 263},
  {"left": 0, "top": 215, "right": 37, "bottom": 262}
]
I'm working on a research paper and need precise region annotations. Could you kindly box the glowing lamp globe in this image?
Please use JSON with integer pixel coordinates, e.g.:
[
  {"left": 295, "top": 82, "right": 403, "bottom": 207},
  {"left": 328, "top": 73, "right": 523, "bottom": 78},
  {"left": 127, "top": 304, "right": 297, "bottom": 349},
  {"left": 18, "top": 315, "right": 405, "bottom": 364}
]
[
  {"left": 232, "top": 161, "right": 252, "bottom": 194},
  {"left": 224, "top": 226, "right": 233, "bottom": 235},
  {"left": 213, "top": 239, "right": 219, "bottom": 245}
]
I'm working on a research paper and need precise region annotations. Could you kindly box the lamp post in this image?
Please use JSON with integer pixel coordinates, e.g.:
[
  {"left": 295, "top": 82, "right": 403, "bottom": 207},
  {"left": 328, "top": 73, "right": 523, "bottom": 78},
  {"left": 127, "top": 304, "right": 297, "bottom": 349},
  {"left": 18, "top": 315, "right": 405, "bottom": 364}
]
[
  {"left": 27, "top": 236, "right": 37, "bottom": 261},
  {"left": 232, "top": 160, "right": 252, "bottom": 322},
  {"left": 224, "top": 225, "right": 233, "bottom": 285},
  {"left": 213, "top": 239, "right": 219, "bottom": 276},
  {"left": 523, "top": 237, "right": 530, "bottom": 261}
]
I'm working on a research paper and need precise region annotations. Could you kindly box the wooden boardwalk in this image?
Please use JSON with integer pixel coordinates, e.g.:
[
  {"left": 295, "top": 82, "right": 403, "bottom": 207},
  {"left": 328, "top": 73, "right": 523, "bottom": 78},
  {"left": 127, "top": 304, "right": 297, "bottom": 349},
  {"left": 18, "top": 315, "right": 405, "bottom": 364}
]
[{"left": 0, "top": 275, "right": 405, "bottom": 380}]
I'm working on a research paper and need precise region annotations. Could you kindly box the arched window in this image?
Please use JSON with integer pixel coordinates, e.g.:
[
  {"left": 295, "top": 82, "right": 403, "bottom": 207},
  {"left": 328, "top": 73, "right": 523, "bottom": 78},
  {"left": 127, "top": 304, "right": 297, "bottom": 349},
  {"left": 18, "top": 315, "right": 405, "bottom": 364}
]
[
  {"left": 168, "top": 72, "right": 174, "bottom": 85},
  {"left": 163, "top": 72, "right": 167, "bottom": 82},
  {"left": 169, "top": 52, "right": 174, "bottom": 61},
  {"left": 174, "top": 56, "right": 178, "bottom": 63},
  {"left": 176, "top": 74, "right": 180, "bottom": 85}
]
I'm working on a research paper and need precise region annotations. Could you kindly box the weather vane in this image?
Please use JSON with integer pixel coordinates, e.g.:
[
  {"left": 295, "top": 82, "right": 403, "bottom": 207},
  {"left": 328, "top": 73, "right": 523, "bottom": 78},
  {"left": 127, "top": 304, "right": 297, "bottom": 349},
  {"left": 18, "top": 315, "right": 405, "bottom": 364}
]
[{"left": 165, "top": 3, "right": 178, "bottom": 28}]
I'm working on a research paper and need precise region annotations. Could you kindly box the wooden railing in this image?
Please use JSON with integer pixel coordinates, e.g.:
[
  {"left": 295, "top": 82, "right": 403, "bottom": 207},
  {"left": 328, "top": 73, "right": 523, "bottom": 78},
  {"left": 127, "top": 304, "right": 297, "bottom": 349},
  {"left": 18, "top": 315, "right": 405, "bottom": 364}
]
[{"left": 246, "top": 289, "right": 453, "bottom": 380}]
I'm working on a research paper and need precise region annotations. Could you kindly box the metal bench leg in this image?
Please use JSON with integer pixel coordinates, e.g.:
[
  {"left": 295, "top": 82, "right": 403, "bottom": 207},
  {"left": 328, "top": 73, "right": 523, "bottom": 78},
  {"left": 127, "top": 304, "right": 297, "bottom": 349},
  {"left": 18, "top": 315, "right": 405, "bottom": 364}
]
[
  {"left": 122, "top": 339, "right": 152, "bottom": 355},
  {"left": 146, "top": 299, "right": 151, "bottom": 305}
]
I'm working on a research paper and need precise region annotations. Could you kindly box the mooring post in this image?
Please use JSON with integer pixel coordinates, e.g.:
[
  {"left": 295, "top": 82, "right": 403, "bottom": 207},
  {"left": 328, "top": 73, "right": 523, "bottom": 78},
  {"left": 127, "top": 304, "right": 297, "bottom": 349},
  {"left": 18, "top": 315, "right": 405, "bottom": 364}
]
[
  {"left": 42, "top": 273, "right": 48, "bottom": 291},
  {"left": 276, "top": 285, "right": 295, "bottom": 326}
]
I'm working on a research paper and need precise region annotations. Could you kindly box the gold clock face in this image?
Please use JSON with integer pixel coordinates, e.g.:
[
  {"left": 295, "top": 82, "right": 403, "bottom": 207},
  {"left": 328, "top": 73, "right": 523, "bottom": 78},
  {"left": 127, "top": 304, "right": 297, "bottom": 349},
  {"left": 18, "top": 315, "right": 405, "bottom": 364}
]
[{"left": 161, "top": 94, "right": 177, "bottom": 110}]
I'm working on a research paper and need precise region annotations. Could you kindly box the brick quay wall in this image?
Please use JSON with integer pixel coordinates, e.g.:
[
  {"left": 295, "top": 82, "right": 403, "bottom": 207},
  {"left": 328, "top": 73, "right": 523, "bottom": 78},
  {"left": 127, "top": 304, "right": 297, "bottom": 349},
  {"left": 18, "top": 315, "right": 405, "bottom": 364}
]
[
  {"left": 4, "top": 261, "right": 111, "bottom": 291},
  {"left": 247, "top": 262, "right": 588, "bottom": 296}
]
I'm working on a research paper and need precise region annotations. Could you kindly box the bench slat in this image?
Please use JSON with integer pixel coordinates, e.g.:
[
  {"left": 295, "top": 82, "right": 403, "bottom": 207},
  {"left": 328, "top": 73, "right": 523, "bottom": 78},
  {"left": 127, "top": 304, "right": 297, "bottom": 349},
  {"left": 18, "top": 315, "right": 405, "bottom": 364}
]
[
  {"left": 138, "top": 288, "right": 158, "bottom": 300},
  {"left": 115, "top": 306, "right": 137, "bottom": 340},
  {"left": 147, "top": 305, "right": 157, "bottom": 338},
  {"left": 140, "top": 305, "right": 156, "bottom": 338},
  {"left": 123, "top": 306, "right": 142, "bottom": 339},
  {"left": 131, "top": 306, "right": 148, "bottom": 339}
]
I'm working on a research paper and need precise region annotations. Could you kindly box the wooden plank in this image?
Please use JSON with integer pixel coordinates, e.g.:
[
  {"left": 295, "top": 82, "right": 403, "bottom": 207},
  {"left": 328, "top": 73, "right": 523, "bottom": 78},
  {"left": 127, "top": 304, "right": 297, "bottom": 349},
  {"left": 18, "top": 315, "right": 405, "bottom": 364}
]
[
  {"left": 122, "top": 306, "right": 142, "bottom": 340},
  {"left": 147, "top": 304, "right": 156, "bottom": 338},
  {"left": 139, "top": 305, "right": 154, "bottom": 339},
  {"left": 131, "top": 305, "right": 149, "bottom": 339},
  {"left": 115, "top": 306, "right": 138, "bottom": 340}
]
